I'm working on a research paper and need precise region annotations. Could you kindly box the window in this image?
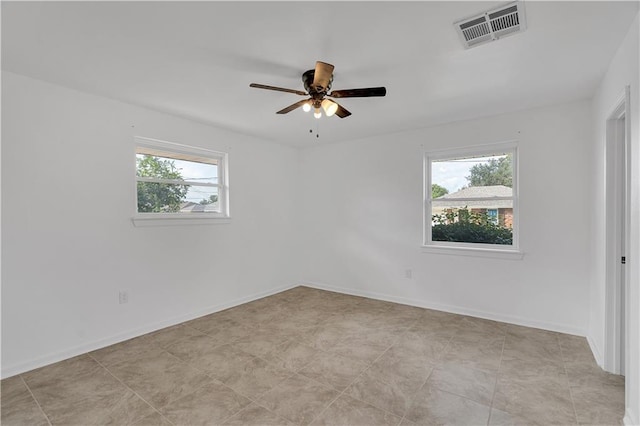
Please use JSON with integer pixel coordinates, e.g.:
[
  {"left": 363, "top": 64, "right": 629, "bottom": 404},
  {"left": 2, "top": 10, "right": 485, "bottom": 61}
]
[
  {"left": 133, "top": 137, "right": 229, "bottom": 226},
  {"left": 487, "top": 209, "right": 499, "bottom": 225},
  {"left": 424, "top": 142, "right": 520, "bottom": 256}
]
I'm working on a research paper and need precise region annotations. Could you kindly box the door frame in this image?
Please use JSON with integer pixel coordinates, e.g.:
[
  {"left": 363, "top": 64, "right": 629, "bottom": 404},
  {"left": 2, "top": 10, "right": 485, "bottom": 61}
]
[{"left": 604, "top": 86, "right": 631, "bottom": 374}]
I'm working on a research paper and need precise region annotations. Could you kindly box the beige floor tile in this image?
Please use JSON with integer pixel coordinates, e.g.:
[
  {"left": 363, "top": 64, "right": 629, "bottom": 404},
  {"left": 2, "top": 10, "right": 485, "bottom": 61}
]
[
  {"left": 132, "top": 411, "right": 173, "bottom": 426},
  {"left": 23, "top": 356, "right": 155, "bottom": 425},
  {"left": 501, "top": 329, "right": 564, "bottom": 377},
  {"left": 427, "top": 362, "right": 497, "bottom": 405},
  {"left": 1, "top": 376, "right": 50, "bottom": 426},
  {"left": 335, "top": 309, "right": 395, "bottom": 326},
  {"left": 558, "top": 334, "right": 597, "bottom": 365},
  {"left": 139, "top": 323, "right": 206, "bottom": 349},
  {"left": 257, "top": 374, "right": 339, "bottom": 425},
  {"left": 502, "top": 337, "right": 563, "bottom": 365},
  {"left": 160, "top": 380, "right": 251, "bottom": 425},
  {"left": 384, "top": 303, "right": 426, "bottom": 320},
  {"left": 164, "top": 332, "right": 223, "bottom": 361},
  {"left": 223, "top": 403, "right": 296, "bottom": 425},
  {"left": 184, "top": 316, "right": 252, "bottom": 344},
  {"left": 167, "top": 341, "right": 254, "bottom": 382},
  {"left": 492, "top": 374, "right": 576, "bottom": 425},
  {"left": 262, "top": 310, "right": 321, "bottom": 332},
  {"left": 368, "top": 314, "right": 421, "bottom": 334},
  {"left": 371, "top": 345, "right": 435, "bottom": 388},
  {"left": 310, "top": 394, "right": 401, "bottom": 426},
  {"left": 299, "top": 351, "right": 368, "bottom": 391},
  {"left": 232, "top": 329, "right": 291, "bottom": 358},
  {"left": 345, "top": 367, "right": 422, "bottom": 417},
  {"left": 329, "top": 334, "right": 391, "bottom": 364},
  {"left": 264, "top": 339, "right": 322, "bottom": 372},
  {"left": 499, "top": 354, "right": 566, "bottom": 380},
  {"left": 22, "top": 354, "right": 99, "bottom": 384},
  {"left": 443, "top": 335, "right": 504, "bottom": 373},
  {"left": 454, "top": 316, "right": 507, "bottom": 342},
  {"left": 405, "top": 385, "right": 491, "bottom": 426},
  {"left": 489, "top": 405, "right": 576, "bottom": 426},
  {"left": 505, "top": 324, "right": 559, "bottom": 341},
  {"left": 411, "top": 310, "right": 463, "bottom": 336},
  {"left": 90, "top": 337, "right": 157, "bottom": 368},
  {"left": 488, "top": 407, "right": 514, "bottom": 425},
  {"left": 355, "top": 297, "right": 397, "bottom": 312},
  {"left": 301, "top": 323, "right": 354, "bottom": 352},
  {"left": 223, "top": 356, "right": 292, "bottom": 399},
  {"left": 564, "top": 361, "right": 625, "bottom": 388},
  {"left": 395, "top": 329, "right": 452, "bottom": 360},
  {"left": 571, "top": 383, "right": 625, "bottom": 425},
  {"left": 106, "top": 348, "right": 212, "bottom": 409}
]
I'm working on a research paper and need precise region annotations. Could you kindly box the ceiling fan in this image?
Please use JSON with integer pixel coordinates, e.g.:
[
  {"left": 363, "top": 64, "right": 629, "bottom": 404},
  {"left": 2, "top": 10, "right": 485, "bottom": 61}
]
[{"left": 249, "top": 61, "right": 386, "bottom": 119}]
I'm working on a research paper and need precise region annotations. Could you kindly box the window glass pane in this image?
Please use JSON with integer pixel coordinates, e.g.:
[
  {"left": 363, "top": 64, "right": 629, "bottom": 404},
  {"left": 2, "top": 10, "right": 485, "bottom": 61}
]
[
  {"left": 181, "top": 187, "right": 220, "bottom": 212},
  {"left": 137, "top": 181, "right": 190, "bottom": 213},
  {"left": 136, "top": 154, "right": 218, "bottom": 184},
  {"left": 431, "top": 153, "right": 512, "bottom": 198},
  {"left": 137, "top": 182, "right": 220, "bottom": 213},
  {"left": 429, "top": 151, "right": 514, "bottom": 246},
  {"left": 173, "top": 157, "right": 218, "bottom": 185}
]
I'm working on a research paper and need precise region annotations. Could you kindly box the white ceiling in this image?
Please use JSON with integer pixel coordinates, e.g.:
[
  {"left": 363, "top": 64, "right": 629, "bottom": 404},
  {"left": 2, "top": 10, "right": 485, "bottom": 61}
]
[{"left": 2, "top": 1, "right": 638, "bottom": 147}]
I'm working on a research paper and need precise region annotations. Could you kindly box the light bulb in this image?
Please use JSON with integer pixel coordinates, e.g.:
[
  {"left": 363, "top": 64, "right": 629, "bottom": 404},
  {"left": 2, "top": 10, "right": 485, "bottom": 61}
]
[
  {"left": 302, "top": 102, "right": 311, "bottom": 112},
  {"left": 314, "top": 108, "right": 322, "bottom": 119},
  {"left": 321, "top": 99, "right": 338, "bottom": 117}
]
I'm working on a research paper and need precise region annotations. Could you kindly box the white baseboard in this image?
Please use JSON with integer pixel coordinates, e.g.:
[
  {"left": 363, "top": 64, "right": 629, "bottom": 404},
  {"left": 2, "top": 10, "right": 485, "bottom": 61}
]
[
  {"left": 301, "top": 281, "right": 586, "bottom": 336},
  {"left": 586, "top": 334, "right": 605, "bottom": 367},
  {"left": 1, "top": 283, "right": 298, "bottom": 379},
  {"left": 624, "top": 408, "right": 639, "bottom": 426}
]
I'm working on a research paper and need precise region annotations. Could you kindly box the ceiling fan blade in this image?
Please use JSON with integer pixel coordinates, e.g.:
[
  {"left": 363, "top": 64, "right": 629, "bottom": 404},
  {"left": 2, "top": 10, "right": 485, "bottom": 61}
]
[
  {"left": 276, "top": 99, "right": 311, "bottom": 114},
  {"left": 329, "top": 87, "right": 387, "bottom": 98},
  {"left": 334, "top": 103, "right": 352, "bottom": 118},
  {"left": 250, "top": 83, "right": 307, "bottom": 96},
  {"left": 312, "top": 61, "right": 334, "bottom": 91}
]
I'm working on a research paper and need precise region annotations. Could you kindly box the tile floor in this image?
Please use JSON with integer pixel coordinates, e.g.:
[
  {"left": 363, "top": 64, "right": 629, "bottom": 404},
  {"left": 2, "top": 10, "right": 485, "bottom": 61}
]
[{"left": 1, "top": 286, "right": 625, "bottom": 425}]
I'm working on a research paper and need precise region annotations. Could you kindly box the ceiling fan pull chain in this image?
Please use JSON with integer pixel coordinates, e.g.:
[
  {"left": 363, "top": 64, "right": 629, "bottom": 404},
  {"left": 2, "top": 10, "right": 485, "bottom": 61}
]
[{"left": 309, "top": 122, "right": 320, "bottom": 139}]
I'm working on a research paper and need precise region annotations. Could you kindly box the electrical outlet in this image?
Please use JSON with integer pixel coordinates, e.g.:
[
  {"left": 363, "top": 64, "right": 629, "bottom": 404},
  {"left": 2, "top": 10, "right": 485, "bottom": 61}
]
[
  {"left": 119, "top": 291, "right": 129, "bottom": 304},
  {"left": 405, "top": 269, "right": 413, "bottom": 279}
]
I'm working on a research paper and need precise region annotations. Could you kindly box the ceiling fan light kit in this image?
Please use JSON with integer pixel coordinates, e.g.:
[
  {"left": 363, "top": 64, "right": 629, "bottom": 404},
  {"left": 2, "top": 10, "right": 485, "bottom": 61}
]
[{"left": 250, "top": 61, "right": 387, "bottom": 119}]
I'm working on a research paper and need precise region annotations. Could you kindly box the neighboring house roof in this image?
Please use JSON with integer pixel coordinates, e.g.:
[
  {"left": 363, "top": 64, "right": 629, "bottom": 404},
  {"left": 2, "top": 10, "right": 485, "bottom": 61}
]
[
  {"left": 180, "top": 201, "right": 219, "bottom": 213},
  {"left": 433, "top": 185, "right": 513, "bottom": 209}
]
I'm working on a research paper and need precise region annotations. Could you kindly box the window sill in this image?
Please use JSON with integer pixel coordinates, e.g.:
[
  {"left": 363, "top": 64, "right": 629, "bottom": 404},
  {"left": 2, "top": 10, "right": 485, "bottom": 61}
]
[
  {"left": 421, "top": 245, "right": 524, "bottom": 260},
  {"left": 132, "top": 215, "right": 231, "bottom": 227}
]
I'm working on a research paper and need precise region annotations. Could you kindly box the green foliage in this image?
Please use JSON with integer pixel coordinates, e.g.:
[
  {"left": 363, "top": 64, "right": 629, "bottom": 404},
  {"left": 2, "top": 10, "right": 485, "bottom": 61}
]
[
  {"left": 136, "top": 155, "right": 189, "bottom": 212},
  {"left": 466, "top": 155, "right": 512, "bottom": 188},
  {"left": 432, "top": 207, "right": 512, "bottom": 245},
  {"left": 431, "top": 183, "right": 449, "bottom": 199},
  {"left": 199, "top": 194, "right": 219, "bottom": 205}
]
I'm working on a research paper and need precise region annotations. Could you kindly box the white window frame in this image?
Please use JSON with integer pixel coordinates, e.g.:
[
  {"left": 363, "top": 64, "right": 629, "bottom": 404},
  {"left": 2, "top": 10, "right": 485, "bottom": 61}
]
[
  {"left": 422, "top": 141, "right": 523, "bottom": 259},
  {"left": 132, "top": 136, "right": 230, "bottom": 227}
]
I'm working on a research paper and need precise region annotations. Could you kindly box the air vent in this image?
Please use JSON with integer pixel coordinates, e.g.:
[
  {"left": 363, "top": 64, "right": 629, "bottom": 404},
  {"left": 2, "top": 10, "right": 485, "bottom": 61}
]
[{"left": 454, "top": 2, "right": 526, "bottom": 49}]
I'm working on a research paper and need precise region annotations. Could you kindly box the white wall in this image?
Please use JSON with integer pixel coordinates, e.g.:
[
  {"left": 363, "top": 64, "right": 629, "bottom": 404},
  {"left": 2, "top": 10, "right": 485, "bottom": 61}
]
[
  {"left": 299, "top": 100, "right": 593, "bottom": 335},
  {"left": 1, "top": 72, "right": 301, "bottom": 378},
  {"left": 589, "top": 12, "right": 640, "bottom": 426}
]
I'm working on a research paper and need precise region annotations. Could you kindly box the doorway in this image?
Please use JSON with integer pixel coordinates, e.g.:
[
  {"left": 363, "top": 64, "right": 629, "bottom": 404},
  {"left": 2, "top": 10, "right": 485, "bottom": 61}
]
[{"left": 604, "top": 87, "right": 630, "bottom": 376}]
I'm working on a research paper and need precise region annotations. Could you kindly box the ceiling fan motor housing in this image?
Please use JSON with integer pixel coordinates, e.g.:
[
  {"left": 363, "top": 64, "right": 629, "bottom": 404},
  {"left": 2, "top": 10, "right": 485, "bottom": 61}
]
[{"left": 302, "top": 69, "right": 332, "bottom": 96}]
